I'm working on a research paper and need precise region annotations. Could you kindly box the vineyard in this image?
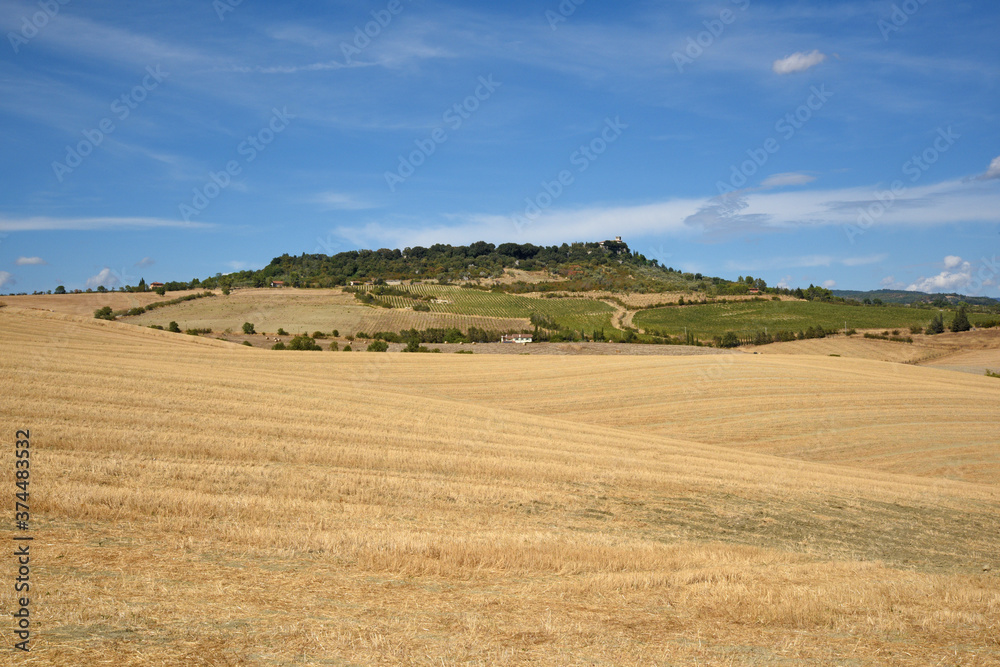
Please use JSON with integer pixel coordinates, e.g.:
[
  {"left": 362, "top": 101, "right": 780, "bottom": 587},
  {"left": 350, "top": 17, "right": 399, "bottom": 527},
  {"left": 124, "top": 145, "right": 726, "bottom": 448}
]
[
  {"left": 357, "top": 284, "right": 621, "bottom": 337},
  {"left": 633, "top": 299, "right": 994, "bottom": 339}
]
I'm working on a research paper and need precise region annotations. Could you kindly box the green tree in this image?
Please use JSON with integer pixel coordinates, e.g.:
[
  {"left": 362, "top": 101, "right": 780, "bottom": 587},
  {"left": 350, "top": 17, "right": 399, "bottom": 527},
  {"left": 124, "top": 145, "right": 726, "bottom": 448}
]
[
  {"left": 277, "top": 328, "right": 288, "bottom": 336},
  {"left": 329, "top": 341, "right": 339, "bottom": 351},
  {"left": 242, "top": 340, "right": 253, "bottom": 347},
  {"left": 719, "top": 331, "right": 740, "bottom": 348},
  {"left": 155, "top": 286, "right": 166, "bottom": 296},
  {"left": 137, "top": 278, "right": 147, "bottom": 292},
  {"left": 168, "top": 321, "right": 181, "bottom": 333},
  {"left": 271, "top": 341, "right": 286, "bottom": 350},
  {"left": 950, "top": 306, "right": 971, "bottom": 333},
  {"left": 925, "top": 313, "right": 945, "bottom": 335},
  {"left": 93, "top": 306, "right": 114, "bottom": 320},
  {"left": 97, "top": 285, "right": 108, "bottom": 293},
  {"left": 287, "top": 335, "right": 322, "bottom": 351},
  {"left": 242, "top": 322, "right": 256, "bottom": 335},
  {"left": 367, "top": 340, "right": 389, "bottom": 352},
  {"left": 54, "top": 285, "right": 66, "bottom": 294}
]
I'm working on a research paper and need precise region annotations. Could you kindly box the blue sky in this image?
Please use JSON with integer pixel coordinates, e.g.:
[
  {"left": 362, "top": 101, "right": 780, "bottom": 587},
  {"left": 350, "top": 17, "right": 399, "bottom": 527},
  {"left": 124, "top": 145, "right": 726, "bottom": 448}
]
[{"left": 1, "top": 0, "right": 998, "bottom": 295}]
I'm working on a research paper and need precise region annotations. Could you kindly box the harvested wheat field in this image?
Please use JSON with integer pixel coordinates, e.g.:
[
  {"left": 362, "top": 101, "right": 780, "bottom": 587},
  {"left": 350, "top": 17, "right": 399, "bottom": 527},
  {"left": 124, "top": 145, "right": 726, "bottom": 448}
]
[{"left": 1, "top": 306, "right": 998, "bottom": 665}]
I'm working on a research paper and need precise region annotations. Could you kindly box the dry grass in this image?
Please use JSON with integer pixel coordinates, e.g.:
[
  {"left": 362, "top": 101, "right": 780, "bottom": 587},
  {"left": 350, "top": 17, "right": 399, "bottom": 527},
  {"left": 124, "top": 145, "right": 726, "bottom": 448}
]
[
  {"left": 2, "top": 289, "right": 208, "bottom": 317},
  {"left": 119, "top": 287, "right": 528, "bottom": 335},
  {"left": 2, "top": 307, "right": 998, "bottom": 665}
]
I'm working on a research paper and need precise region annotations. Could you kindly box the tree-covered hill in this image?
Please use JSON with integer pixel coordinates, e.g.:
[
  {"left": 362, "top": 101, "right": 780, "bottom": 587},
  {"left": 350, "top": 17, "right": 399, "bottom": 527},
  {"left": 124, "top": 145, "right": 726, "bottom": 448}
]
[{"left": 194, "top": 239, "right": 825, "bottom": 297}]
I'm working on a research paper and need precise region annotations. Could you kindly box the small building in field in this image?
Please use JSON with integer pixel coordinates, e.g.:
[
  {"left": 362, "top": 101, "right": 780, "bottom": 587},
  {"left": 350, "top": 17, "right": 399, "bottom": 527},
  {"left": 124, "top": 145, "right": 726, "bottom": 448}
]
[
  {"left": 271, "top": 280, "right": 286, "bottom": 288},
  {"left": 349, "top": 280, "right": 364, "bottom": 286},
  {"left": 748, "top": 288, "right": 760, "bottom": 294},
  {"left": 149, "top": 282, "right": 165, "bottom": 289},
  {"left": 501, "top": 333, "right": 533, "bottom": 344}
]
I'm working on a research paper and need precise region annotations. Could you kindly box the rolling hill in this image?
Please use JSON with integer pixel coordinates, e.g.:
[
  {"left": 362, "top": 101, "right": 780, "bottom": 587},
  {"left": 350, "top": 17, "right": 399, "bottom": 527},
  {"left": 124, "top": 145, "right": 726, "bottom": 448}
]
[{"left": 2, "top": 305, "right": 997, "bottom": 664}]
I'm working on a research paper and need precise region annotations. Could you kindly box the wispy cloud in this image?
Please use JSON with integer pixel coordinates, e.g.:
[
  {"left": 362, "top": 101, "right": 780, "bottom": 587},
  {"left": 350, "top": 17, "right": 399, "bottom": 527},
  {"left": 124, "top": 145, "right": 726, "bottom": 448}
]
[
  {"left": 311, "top": 191, "right": 380, "bottom": 211},
  {"left": 0, "top": 271, "right": 14, "bottom": 288},
  {"left": 760, "top": 172, "right": 816, "bottom": 189},
  {"left": 0, "top": 216, "right": 212, "bottom": 232},
  {"left": 772, "top": 50, "right": 827, "bottom": 74},
  {"left": 135, "top": 257, "right": 155, "bottom": 267},
  {"left": 15, "top": 257, "right": 47, "bottom": 266}
]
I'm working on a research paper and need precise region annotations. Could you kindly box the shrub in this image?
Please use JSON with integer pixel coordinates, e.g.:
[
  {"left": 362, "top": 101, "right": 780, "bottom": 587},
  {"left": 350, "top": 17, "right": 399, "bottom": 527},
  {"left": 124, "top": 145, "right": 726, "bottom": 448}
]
[
  {"left": 271, "top": 341, "right": 286, "bottom": 350},
  {"left": 242, "top": 322, "right": 256, "bottom": 335},
  {"left": 277, "top": 328, "right": 288, "bottom": 336},
  {"left": 94, "top": 306, "right": 115, "bottom": 320},
  {"left": 909, "top": 324, "right": 923, "bottom": 334},
  {"left": 329, "top": 341, "right": 339, "bottom": 351},
  {"left": 986, "top": 369, "right": 1000, "bottom": 378},
  {"left": 185, "top": 328, "right": 212, "bottom": 335},
  {"left": 148, "top": 324, "right": 164, "bottom": 330},
  {"left": 412, "top": 302, "right": 431, "bottom": 311},
  {"left": 155, "top": 286, "right": 166, "bottom": 296},
  {"left": 168, "top": 321, "right": 181, "bottom": 333},
  {"left": 126, "top": 307, "right": 146, "bottom": 316},
  {"left": 242, "top": 341, "right": 253, "bottom": 347},
  {"left": 367, "top": 340, "right": 389, "bottom": 352},
  {"left": 925, "top": 313, "right": 945, "bottom": 335},
  {"left": 332, "top": 329, "right": 339, "bottom": 337},
  {"left": 343, "top": 344, "right": 352, "bottom": 351},
  {"left": 456, "top": 350, "right": 473, "bottom": 354},
  {"left": 312, "top": 331, "right": 326, "bottom": 339}
]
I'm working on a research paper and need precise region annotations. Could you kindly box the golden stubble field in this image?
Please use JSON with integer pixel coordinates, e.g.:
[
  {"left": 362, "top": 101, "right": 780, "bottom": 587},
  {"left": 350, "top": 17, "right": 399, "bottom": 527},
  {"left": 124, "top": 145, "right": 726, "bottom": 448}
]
[{"left": 1, "top": 306, "right": 998, "bottom": 665}]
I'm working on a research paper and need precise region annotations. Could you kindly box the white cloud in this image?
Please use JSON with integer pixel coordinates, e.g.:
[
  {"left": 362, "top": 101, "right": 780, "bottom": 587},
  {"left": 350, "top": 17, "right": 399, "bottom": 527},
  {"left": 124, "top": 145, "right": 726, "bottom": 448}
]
[
  {"left": 0, "top": 271, "right": 14, "bottom": 288},
  {"left": 906, "top": 257, "right": 973, "bottom": 293},
  {"left": 776, "top": 275, "right": 793, "bottom": 289},
  {"left": 978, "top": 156, "right": 1000, "bottom": 181},
  {"left": 822, "top": 280, "right": 837, "bottom": 288},
  {"left": 943, "top": 255, "right": 963, "bottom": 269},
  {"left": 15, "top": 256, "right": 47, "bottom": 266},
  {"left": 772, "top": 50, "right": 827, "bottom": 75},
  {"left": 312, "top": 191, "right": 379, "bottom": 211},
  {"left": 331, "top": 176, "right": 1000, "bottom": 251},
  {"left": 761, "top": 172, "right": 816, "bottom": 188},
  {"left": 135, "top": 257, "right": 155, "bottom": 268},
  {"left": 0, "top": 216, "right": 211, "bottom": 232},
  {"left": 85, "top": 268, "right": 121, "bottom": 290}
]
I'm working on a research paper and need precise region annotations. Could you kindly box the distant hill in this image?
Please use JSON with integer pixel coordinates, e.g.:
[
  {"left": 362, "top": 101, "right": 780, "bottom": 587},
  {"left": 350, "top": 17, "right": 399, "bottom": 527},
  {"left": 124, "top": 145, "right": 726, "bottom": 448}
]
[
  {"left": 832, "top": 289, "right": 998, "bottom": 307},
  {"left": 201, "top": 240, "right": 797, "bottom": 297}
]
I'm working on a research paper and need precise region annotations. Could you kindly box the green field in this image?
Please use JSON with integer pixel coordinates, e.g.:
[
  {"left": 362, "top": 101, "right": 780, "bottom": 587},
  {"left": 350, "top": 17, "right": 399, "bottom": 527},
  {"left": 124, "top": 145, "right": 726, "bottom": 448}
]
[
  {"left": 361, "top": 285, "right": 620, "bottom": 337},
  {"left": 633, "top": 299, "right": 988, "bottom": 339}
]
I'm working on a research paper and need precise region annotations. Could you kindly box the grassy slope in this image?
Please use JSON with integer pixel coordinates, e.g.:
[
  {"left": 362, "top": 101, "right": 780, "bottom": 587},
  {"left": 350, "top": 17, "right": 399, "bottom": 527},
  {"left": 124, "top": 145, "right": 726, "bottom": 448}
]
[
  {"left": 2, "top": 307, "right": 998, "bottom": 665},
  {"left": 633, "top": 299, "right": 992, "bottom": 338}
]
